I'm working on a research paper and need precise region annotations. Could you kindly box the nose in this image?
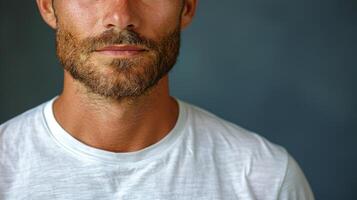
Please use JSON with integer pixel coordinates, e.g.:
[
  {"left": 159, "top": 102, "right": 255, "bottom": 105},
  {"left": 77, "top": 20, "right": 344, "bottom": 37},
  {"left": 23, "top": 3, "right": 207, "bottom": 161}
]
[{"left": 102, "top": 0, "right": 139, "bottom": 30}]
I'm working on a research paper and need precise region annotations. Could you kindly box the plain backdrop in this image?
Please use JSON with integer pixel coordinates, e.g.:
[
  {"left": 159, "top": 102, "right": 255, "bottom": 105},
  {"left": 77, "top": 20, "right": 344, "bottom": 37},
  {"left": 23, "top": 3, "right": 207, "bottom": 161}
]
[{"left": 1, "top": 0, "right": 356, "bottom": 199}]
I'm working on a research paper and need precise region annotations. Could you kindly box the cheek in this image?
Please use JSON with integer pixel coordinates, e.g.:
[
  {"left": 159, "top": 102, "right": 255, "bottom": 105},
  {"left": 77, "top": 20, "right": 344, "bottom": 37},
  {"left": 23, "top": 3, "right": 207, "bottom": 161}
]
[
  {"left": 57, "top": 0, "right": 100, "bottom": 38},
  {"left": 56, "top": 0, "right": 182, "bottom": 40},
  {"left": 138, "top": 1, "right": 182, "bottom": 38}
]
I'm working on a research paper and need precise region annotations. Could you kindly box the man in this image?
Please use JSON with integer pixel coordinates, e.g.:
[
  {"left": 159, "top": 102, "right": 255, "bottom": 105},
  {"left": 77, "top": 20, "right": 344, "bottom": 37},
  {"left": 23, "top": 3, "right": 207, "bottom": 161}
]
[{"left": 0, "top": 0, "right": 314, "bottom": 199}]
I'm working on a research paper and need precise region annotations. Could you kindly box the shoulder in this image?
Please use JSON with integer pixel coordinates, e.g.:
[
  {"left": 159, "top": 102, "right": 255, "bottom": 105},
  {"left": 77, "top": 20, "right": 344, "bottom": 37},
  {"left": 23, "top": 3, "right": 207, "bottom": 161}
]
[
  {"left": 277, "top": 155, "right": 315, "bottom": 199},
  {"left": 181, "top": 100, "right": 288, "bottom": 162},
  {"left": 0, "top": 101, "right": 49, "bottom": 158},
  {"left": 180, "top": 101, "right": 314, "bottom": 199},
  {"left": 0, "top": 102, "right": 47, "bottom": 137},
  {"left": 0, "top": 101, "right": 53, "bottom": 190}
]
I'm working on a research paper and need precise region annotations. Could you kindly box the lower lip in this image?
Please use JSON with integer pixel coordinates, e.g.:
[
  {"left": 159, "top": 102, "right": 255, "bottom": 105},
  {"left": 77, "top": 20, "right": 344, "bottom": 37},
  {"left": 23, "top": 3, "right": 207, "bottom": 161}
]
[{"left": 95, "top": 50, "right": 146, "bottom": 57}]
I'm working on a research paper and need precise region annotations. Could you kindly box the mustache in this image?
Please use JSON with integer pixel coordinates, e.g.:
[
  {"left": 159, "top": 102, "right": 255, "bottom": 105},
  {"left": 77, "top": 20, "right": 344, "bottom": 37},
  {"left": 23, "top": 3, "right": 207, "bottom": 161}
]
[{"left": 81, "top": 29, "right": 158, "bottom": 53}]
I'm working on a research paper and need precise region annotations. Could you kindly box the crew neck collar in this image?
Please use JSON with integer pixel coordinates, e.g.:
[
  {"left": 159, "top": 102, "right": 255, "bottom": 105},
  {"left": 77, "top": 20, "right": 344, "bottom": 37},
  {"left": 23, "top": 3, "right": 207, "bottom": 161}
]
[{"left": 43, "top": 96, "right": 188, "bottom": 166}]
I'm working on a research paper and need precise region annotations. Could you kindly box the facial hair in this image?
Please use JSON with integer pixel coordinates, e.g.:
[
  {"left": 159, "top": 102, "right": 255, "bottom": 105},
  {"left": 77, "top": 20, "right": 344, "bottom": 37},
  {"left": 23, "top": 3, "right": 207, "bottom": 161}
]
[{"left": 55, "top": 26, "right": 180, "bottom": 100}]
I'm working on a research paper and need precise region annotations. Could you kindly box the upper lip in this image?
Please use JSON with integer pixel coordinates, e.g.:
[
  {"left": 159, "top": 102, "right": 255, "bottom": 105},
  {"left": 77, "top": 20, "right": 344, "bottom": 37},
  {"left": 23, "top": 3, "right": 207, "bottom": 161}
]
[{"left": 95, "top": 45, "right": 147, "bottom": 52}]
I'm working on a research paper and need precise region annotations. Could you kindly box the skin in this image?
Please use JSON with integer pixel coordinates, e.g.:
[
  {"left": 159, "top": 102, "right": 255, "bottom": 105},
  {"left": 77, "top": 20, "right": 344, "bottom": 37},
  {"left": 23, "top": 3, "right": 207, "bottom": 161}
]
[{"left": 36, "top": 0, "right": 197, "bottom": 152}]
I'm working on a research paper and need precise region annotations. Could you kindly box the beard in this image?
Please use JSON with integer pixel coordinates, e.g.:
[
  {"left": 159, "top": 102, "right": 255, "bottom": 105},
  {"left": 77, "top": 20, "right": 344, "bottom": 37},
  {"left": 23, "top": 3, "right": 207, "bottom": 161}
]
[{"left": 55, "top": 25, "right": 180, "bottom": 100}]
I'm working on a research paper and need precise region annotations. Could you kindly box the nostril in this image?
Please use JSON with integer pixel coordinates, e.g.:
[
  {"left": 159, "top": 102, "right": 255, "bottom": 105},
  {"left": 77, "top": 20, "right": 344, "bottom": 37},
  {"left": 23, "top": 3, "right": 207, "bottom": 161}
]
[
  {"left": 127, "top": 24, "right": 135, "bottom": 29},
  {"left": 106, "top": 24, "right": 116, "bottom": 29}
]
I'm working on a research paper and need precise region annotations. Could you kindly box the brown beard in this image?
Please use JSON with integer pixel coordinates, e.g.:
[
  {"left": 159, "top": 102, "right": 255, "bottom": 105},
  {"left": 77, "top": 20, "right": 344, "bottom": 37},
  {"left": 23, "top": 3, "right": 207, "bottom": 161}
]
[{"left": 55, "top": 26, "right": 180, "bottom": 100}]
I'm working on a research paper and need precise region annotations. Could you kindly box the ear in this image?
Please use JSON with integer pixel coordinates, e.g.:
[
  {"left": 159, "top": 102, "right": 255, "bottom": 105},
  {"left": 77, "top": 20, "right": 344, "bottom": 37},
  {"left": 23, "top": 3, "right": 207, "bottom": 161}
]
[
  {"left": 180, "top": 0, "right": 198, "bottom": 29},
  {"left": 36, "top": 0, "right": 58, "bottom": 29}
]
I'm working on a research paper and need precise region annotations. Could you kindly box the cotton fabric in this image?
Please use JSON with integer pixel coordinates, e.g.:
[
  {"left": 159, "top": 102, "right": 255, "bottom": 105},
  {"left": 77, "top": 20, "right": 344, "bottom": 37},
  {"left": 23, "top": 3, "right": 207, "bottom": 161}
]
[{"left": 0, "top": 97, "right": 314, "bottom": 199}]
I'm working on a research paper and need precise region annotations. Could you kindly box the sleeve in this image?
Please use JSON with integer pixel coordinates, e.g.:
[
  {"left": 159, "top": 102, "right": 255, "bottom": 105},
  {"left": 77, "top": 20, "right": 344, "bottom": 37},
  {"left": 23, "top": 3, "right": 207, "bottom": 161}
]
[{"left": 278, "top": 153, "right": 315, "bottom": 200}]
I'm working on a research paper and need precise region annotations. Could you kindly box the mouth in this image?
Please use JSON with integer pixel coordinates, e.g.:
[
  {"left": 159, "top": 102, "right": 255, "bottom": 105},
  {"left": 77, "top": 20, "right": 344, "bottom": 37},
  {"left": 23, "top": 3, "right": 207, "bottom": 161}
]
[{"left": 94, "top": 45, "right": 148, "bottom": 57}]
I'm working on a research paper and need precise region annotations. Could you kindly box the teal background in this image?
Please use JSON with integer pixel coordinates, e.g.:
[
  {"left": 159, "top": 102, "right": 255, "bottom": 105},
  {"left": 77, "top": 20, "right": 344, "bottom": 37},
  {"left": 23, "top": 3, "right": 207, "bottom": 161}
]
[{"left": 1, "top": 0, "right": 356, "bottom": 199}]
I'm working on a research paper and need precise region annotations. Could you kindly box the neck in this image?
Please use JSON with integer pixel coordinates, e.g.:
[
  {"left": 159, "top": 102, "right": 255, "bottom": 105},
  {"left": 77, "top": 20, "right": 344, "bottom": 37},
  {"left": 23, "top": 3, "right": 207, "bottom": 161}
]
[{"left": 53, "top": 72, "right": 179, "bottom": 152}]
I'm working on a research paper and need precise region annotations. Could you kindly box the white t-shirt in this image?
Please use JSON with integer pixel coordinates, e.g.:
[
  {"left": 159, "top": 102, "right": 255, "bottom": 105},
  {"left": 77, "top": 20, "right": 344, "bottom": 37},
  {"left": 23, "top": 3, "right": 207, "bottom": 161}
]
[{"left": 0, "top": 97, "right": 314, "bottom": 200}]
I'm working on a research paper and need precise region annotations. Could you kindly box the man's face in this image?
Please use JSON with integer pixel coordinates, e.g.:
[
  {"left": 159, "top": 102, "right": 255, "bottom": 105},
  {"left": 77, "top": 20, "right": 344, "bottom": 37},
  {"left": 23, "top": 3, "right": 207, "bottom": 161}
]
[{"left": 52, "top": 0, "right": 187, "bottom": 99}]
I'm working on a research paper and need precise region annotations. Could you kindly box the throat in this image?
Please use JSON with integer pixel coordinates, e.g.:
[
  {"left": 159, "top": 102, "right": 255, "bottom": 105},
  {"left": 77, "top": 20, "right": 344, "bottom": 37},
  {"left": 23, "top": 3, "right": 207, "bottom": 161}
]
[{"left": 52, "top": 92, "right": 179, "bottom": 153}]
